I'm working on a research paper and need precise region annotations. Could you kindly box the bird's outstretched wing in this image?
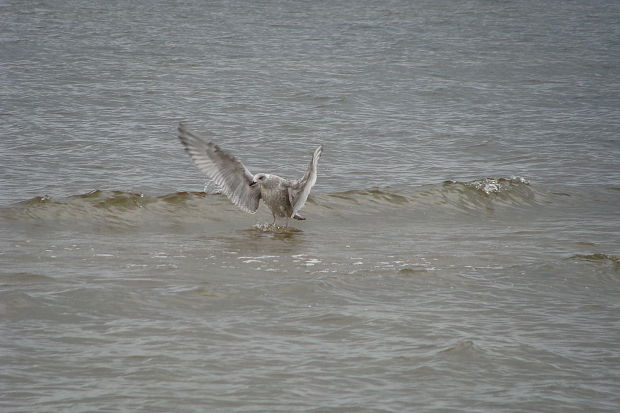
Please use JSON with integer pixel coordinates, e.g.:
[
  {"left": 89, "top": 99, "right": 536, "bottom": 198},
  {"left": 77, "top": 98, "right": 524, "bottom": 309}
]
[
  {"left": 178, "top": 123, "right": 261, "bottom": 213},
  {"left": 288, "top": 145, "right": 323, "bottom": 217}
]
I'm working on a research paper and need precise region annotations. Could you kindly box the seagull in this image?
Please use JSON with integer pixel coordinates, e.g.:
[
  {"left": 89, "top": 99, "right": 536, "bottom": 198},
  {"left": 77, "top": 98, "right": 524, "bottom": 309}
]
[{"left": 178, "top": 123, "right": 323, "bottom": 227}]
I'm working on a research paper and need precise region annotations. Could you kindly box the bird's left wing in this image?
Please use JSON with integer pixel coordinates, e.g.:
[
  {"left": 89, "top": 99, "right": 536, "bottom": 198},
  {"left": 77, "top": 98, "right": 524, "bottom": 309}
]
[
  {"left": 288, "top": 145, "right": 323, "bottom": 217},
  {"left": 178, "top": 123, "right": 261, "bottom": 213}
]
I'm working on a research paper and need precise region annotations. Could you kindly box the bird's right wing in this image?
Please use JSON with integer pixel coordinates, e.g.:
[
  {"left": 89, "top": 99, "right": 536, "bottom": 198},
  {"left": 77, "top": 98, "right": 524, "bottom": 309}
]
[{"left": 178, "top": 123, "right": 261, "bottom": 213}]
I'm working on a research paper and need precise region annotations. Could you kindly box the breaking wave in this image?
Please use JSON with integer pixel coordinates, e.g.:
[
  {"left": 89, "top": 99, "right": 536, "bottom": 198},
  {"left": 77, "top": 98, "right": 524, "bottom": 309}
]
[
  {"left": 1, "top": 177, "right": 552, "bottom": 228},
  {"left": 320, "top": 177, "right": 538, "bottom": 213},
  {"left": 570, "top": 254, "right": 620, "bottom": 270}
]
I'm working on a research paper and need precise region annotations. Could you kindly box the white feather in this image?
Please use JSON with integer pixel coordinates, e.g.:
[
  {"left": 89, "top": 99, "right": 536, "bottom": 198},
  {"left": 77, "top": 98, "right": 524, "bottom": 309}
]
[
  {"left": 288, "top": 145, "right": 323, "bottom": 217},
  {"left": 178, "top": 124, "right": 261, "bottom": 213}
]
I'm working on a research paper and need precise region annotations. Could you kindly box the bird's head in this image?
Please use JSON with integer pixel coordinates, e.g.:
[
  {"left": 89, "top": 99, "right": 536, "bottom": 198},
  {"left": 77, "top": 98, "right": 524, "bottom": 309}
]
[{"left": 250, "top": 173, "right": 268, "bottom": 187}]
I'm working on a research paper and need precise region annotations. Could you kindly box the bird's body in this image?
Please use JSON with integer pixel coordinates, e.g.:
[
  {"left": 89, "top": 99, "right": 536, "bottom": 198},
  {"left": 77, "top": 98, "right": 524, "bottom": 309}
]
[
  {"left": 259, "top": 175, "right": 294, "bottom": 218},
  {"left": 178, "top": 124, "right": 322, "bottom": 227}
]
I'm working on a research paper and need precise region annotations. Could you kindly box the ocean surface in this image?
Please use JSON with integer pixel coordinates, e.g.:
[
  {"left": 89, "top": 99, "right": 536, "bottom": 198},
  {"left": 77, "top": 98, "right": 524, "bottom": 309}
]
[{"left": 1, "top": 0, "right": 619, "bottom": 411}]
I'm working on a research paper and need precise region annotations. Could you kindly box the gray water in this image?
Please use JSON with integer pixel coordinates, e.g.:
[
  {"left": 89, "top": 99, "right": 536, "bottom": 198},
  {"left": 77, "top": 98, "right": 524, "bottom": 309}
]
[{"left": 1, "top": 0, "right": 620, "bottom": 412}]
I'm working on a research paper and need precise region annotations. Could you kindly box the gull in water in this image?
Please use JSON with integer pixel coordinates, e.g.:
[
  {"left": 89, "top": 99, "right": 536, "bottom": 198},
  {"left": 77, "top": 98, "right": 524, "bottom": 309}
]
[{"left": 178, "top": 123, "right": 323, "bottom": 227}]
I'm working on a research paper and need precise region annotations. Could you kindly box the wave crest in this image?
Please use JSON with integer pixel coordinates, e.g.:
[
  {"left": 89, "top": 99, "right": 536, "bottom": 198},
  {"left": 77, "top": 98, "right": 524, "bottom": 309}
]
[
  {"left": 446, "top": 177, "right": 530, "bottom": 195},
  {"left": 3, "top": 177, "right": 544, "bottom": 227},
  {"left": 570, "top": 254, "right": 620, "bottom": 269},
  {"left": 319, "top": 176, "right": 536, "bottom": 214}
]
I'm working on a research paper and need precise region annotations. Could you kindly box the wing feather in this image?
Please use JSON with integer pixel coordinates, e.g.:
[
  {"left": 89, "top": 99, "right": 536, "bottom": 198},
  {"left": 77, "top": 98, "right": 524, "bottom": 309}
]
[
  {"left": 288, "top": 145, "right": 323, "bottom": 217},
  {"left": 178, "top": 123, "right": 261, "bottom": 213}
]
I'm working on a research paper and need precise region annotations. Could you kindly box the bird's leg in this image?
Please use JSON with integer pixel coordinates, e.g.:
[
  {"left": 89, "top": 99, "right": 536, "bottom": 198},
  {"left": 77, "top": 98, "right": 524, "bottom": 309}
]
[
  {"left": 271, "top": 213, "right": 277, "bottom": 227},
  {"left": 285, "top": 216, "right": 289, "bottom": 228}
]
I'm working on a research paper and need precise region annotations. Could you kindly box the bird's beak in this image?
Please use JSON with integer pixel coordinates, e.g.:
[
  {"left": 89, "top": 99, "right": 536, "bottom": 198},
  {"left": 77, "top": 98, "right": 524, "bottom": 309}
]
[{"left": 249, "top": 181, "right": 257, "bottom": 186}]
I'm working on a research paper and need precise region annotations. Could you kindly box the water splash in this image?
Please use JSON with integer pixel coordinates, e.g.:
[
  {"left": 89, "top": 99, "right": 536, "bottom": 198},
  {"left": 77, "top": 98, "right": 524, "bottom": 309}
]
[
  {"left": 445, "top": 176, "right": 530, "bottom": 195},
  {"left": 252, "top": 223, "right": 302, "bottom": 233}
]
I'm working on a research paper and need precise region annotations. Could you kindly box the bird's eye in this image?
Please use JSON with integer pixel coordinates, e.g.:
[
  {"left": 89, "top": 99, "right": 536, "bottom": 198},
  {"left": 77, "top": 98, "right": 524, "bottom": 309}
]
[{"left": 259, "top": 176, "right": 265, "bottom": 180}]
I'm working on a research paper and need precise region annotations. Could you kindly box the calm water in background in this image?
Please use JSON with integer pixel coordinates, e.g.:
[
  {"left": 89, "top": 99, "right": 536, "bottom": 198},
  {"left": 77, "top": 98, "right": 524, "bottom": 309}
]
[{"left": 1, "top": 0, "right": 620, "bottom": 411}]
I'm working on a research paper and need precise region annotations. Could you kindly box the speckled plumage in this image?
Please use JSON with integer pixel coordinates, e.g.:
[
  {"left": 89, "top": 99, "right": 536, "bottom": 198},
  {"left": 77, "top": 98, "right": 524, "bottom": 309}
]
[{"left": 178, "top": 123, "right": 323, "bottom": 226}]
